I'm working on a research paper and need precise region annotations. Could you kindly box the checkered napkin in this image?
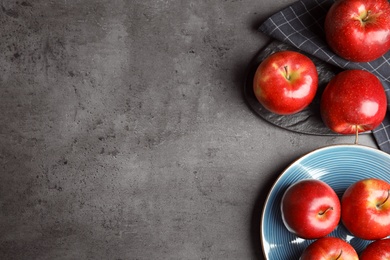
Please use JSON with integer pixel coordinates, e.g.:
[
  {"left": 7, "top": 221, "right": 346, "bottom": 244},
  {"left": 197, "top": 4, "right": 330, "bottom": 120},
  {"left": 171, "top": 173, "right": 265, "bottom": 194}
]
[{"left": 259, "top": 0, "right": 390, "bottom": 154}]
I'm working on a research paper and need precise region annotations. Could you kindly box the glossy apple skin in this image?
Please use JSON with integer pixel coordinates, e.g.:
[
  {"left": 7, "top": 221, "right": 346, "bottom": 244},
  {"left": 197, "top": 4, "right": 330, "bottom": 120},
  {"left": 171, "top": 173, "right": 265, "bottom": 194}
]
[
  {"left": 253, "top": 50, "right": 318, "bottom": 115},
  {"left": 325, "top": 0, "right": 390, "bottom": 62},
  {"left": 300, "top": 237, "right": 358, "bottom": 260},
  {"left": 320, "top": 70, "right": 387, "bottom": 134},
  {"left": 360, "top": 239, "right": 390, "bottom": 260},
  {"left": 341, "top": 178, "right": 390, "bottom": 240},
  {"left": 281, "top": 179, "right": 341, "bottom": 239}
]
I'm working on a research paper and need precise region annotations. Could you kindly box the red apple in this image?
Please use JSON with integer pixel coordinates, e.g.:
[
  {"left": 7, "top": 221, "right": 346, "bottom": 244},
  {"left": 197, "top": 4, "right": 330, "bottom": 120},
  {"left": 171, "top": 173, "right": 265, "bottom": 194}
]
[
  {"left": 320, "top": 69, "right": 387, "bottom": 135},
  {"left": 325, "top": 0, "right": 390, "bottom": 62},
  {"left": 253, "top": 50, "right": 318, "bottom": 115},
  {"left": 280, "top": 179, "right": 340, "bottom": 239},
  {"left": 341, "top": 178, "right": 390, "bottom": 240},
  {"left": 360, "top": 239, "right": 390, "bottom": 260},
  {"left": 299, "top": 237, "right": 358, "bottom": 260}
]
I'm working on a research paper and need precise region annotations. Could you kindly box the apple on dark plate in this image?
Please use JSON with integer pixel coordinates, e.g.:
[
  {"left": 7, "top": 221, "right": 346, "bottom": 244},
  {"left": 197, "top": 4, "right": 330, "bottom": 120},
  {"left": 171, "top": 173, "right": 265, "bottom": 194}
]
[
  {"left": 253, "top": 50, "right": 318, "bottom": 115},
  {"left": 320, "top": 69, "right": 387, "bottom": 137}
]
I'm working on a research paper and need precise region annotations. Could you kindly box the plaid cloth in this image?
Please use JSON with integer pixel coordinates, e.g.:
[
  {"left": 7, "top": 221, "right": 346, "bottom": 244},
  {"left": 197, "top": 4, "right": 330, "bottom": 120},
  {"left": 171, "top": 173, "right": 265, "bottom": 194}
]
[{"left": 259, "top": 0, "right": 390, "bottom": 154}]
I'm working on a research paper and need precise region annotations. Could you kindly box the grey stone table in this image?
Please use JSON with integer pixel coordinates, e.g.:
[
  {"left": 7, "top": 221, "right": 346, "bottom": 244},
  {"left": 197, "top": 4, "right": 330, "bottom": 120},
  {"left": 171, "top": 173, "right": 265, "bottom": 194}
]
[{"left": 0, "top": 1, "right": 377, "bottom": 259}]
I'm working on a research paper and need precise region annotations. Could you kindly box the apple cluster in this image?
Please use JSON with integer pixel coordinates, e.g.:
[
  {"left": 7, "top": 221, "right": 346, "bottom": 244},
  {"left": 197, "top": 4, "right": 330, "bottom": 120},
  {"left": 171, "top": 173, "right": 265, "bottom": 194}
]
[
  {"left": 280, "top": 178, "right": 390, "bottom": 259},
  {"left": 253, "top": 0, "right": 390, "bottom": 136}
]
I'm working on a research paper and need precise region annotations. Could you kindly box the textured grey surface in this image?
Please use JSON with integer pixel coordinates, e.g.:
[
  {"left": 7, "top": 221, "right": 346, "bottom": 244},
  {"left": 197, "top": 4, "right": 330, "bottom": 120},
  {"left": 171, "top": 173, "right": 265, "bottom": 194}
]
[{"left": 0, "top": 1, "right": 377, "bottom": 260}]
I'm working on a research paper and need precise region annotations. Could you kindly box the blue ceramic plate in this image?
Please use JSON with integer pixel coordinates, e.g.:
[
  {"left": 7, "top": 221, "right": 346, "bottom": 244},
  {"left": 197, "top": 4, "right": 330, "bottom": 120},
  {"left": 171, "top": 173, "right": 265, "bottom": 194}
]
[{"left": 261, "top": 144, "right": 390, "bottom": 259}]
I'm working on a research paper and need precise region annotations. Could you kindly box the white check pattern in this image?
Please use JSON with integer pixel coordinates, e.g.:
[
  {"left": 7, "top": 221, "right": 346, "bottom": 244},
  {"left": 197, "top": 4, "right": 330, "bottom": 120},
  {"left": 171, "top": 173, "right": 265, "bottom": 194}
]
[{"left": 259, "top": 0, "right": 390, "bottom": 153}]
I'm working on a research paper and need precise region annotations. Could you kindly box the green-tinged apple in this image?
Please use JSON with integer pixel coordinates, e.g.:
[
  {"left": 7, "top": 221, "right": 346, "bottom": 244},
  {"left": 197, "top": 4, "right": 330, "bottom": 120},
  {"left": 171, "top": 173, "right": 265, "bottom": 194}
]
[
  {"left": 320, "top": 70, "right": 387, "bottom": 135},
  {"left": 341, "top": 178, "right": 390, "bottom": 240},
  {"left": 360, "top": 239, "right": 390, "bottom": 260},
  {"left": 325, "top": 0, "right": 390, "bottom": 62},
  {"left": 280, "top": 179, "right": 340, "bottom": 239},
  {"left": 299, "top": 237, "right": 358, "bottom": 260},
  {"left": 253, "top": 50, "right": 318, "bottom": 115}
]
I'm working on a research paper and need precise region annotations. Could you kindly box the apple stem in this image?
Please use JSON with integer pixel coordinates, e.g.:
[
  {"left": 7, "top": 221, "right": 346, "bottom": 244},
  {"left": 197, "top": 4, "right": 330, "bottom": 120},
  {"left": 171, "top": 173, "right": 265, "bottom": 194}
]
[
  {"left": 354, "top": 125, "right": 359, "bottom": 144},
  {"left": 319, "top": 207, "right": 333, "bottom": 215},
  {"left": 362, "top": 10, "right": 371, "bottom": 22},
  {"left": 284, "top": 66, "right": 290, "bottom": 80},
  {"left": 377, "top": 190, "right": 390, "bottom": 209},
  {"left": 336, "top": 250, "right": 343, "bottom": 260}
]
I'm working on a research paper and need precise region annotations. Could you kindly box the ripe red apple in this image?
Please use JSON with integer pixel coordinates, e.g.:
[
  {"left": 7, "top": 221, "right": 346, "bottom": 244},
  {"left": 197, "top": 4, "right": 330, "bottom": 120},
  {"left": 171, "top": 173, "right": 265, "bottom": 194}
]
[
  {"left": 253, "top": 50, "right": 318, "bottom": 115},
  {"left": 320, "top": 69, "right": 387, "bottom": 135},
  {"left": 299, "top": 237, "right": 358, "bottom": 260},
  {"left": 360, "top": 239, "right": 390, "bottom": 260},
  {"left": 341, "top": 178, "right": 390, "bottom": 240},
  {"left": 324, "top": 0, "right": 390, "bottom": 62},
  {"left": 280, "top": 179, "right": 340, "bottom": 239}
]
